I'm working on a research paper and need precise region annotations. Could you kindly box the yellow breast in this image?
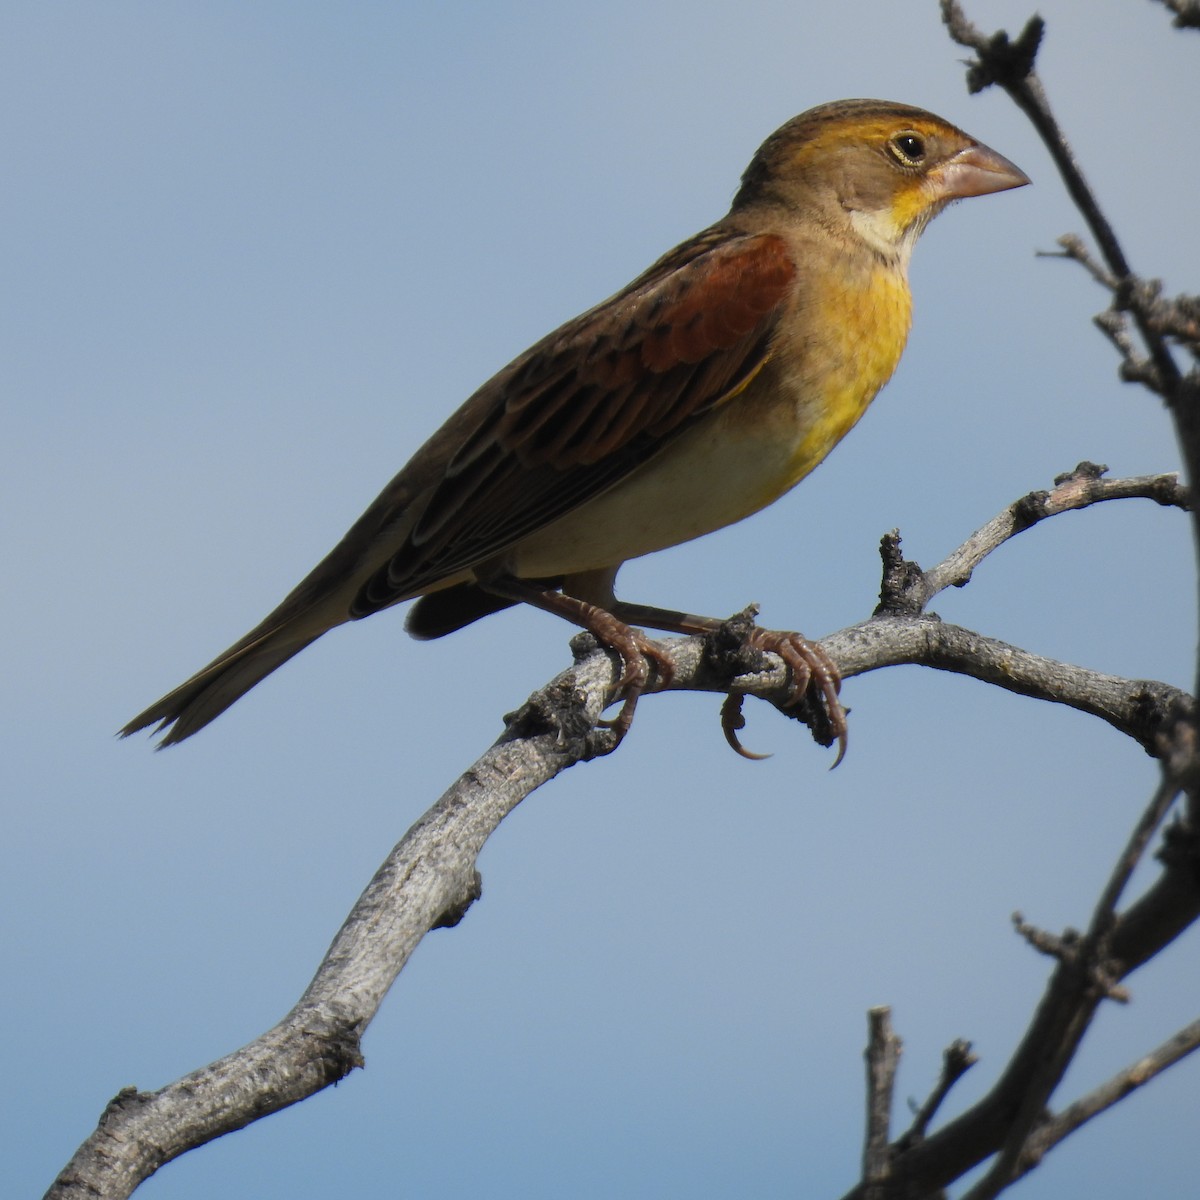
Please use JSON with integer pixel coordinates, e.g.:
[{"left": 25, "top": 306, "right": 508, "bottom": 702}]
[
  {"left": 765, "top": 257, "right": 912, "bottom": 495},
  {"left": 509, "top": 258, "right": 912, "bottom": 578}
]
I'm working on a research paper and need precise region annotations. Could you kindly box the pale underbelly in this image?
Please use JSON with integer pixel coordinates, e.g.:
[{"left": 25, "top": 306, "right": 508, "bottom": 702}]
[
  {"left": 508, "top": 388, "right": 861, "bottom": 578},
  {"left": 507, "top": 265, "right": 909, "bottom": 580}
]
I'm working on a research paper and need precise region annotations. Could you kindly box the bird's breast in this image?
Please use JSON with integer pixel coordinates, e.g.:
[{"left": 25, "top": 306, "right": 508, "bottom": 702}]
[
  {"left": 508, "top": 259, "right": 912, "bottom": 578},
  {"left": 768, "top": 255, "right": 913, "bottom": 489}
]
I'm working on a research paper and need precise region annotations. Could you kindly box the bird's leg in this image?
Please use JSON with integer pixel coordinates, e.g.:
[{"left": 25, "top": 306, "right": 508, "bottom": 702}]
[
  {"left": 480, "top": 573, "right": 843, "bottom": 759},
  {"left": 607, "top": 599, "right": 846, "bottom": 764},
  {"left": 478, "top": 573, "right": 674, "bottom": 742}
]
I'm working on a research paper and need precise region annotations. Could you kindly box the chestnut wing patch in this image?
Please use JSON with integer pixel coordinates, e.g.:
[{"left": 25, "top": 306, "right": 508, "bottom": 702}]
[{"left": 353, "top": 230, "right": 795, "bottom": 615}]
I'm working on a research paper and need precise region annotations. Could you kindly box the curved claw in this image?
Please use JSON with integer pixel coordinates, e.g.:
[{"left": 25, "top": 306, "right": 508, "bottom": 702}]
[
  {"left": 723, "top": 627, "right": 848, "bottom": 765},
  {"left": 720, "top": 692, "right": 772, "bottom": 761},
  {"left": 828, "top": 733, "right": 847, "bottom": 771}
]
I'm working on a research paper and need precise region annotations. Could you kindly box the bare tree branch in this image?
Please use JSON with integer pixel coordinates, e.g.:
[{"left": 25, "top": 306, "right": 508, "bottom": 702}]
[
  {"left": 830, "top": 11, "right": 1200, "bottom": 1198},
  {"left": 902, "top": 463, "right": 1189, "bottom": 607},
  {"left": 940, "top": 0, "right": 1200, "bottom": 568},
  {"left": 48, "top": 467, "right": 1196, "bottom": 1198},
  {"left": 835, "top": 766, "right": 1200, "bottom": 1200},
  {"left": 939, "top": 4, "right": 1147, "bottom": 339},
  {"left": 955, "top": 772, "right": 1185, "bottom": 1198},
  {"left": 899, "top": 1040, "right": 978, "bottom": 1151},
  {"left": 863, "top": 1008, "right": 903, "bottom": 1197},
  {"left": 47, "top": 714, "right": 591, "bottom": 1199},
  {"left": 1022, "top": 1017, "right": 1200, "bottom": 1163},
  {"left": 1152, "top": 0, "right": 1200, "bottom": 31},
  {"left": 837, "top": 614, "right": 1186, "bottom": 756}
]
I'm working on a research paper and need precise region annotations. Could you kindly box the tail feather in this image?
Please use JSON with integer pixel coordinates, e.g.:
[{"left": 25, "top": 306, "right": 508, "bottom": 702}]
[{"left": 121, "top": 633, "right": 321, "bottom": 747}]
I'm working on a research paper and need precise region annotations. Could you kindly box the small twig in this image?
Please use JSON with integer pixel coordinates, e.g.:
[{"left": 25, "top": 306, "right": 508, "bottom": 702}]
[
  {"left": 1051, "top": 237, "right": 1200, "bottom": 373},
  {"left": 862, "top": 1008, "right": 903, "bottom": 1195},
  {"left": 963, "top": 1018, "right": 1200, "bottom": 1196},
  {"left": 864, "top": 466, "right": 1190, "bottom": 759},
  {"left": 891, "top": 464, "right": 1189, "bottom": 608},
  {"left": 1093, "top": 310, "right": 1163, "bottom": 388},
  {"left": 942, "top": 1, "right": 1200, "bottom": 577},
  {"left": 956, "top": 768, "right": 1185, "bottom": 1199},
  {"left": 1025, "top": 1017, "right": 1200, "bottom": 1165},
  {"left": 1089, "top": 770, "right": 1184, "bottom": 932},
  {"left": 941, "top": 5, "right": 1140, "bottom": 290},
  {"left": 1153, "top": 0, "right": 1200, "bottom": 31},
  {"left": 1041, "top": 234, "right": 1117, "bottom": 289},
  {"left": 1011, "top": 914, "right": 1129, "bottom": 1003},
  {"left": 941, "top": 1, "right": 1187, "bottom": 396},
  {"left": 898, "top": 1040, "right": 978, "bottom": 1149},
  {"left": 1011, "top": 913, "right": 1078, "bottom": 962}
]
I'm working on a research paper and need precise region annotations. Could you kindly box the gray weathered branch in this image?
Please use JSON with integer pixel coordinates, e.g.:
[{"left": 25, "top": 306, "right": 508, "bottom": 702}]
[{"left": 47, "top": 468, "right": 1194, "bottom": 1198}]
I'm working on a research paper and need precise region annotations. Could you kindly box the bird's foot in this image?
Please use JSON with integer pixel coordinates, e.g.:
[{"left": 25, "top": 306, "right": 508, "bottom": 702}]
[
  {"left": 588, "top": 617, "right": 675, "bottom": 743},
  {"left": 707, "top": 613, "right": 846, "bottom": 764},
  {"left": 480, "top": 575, "right": 677, "bottom": 747}
]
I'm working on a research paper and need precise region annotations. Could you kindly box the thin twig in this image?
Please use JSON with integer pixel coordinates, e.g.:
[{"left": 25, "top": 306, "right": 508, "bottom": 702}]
[
  {"left": 1153, "top": 0, "right": 1200, "bottom": 31},
  {"left": 1025, "top": 1017, "right": 1200, "bottom": 1162},
  {"left": 941, "top": 0, "right": 1200, "bottom": 591},
  {"left": 898, "top": 1040, "right": 978, "bottom": 1150},
  {"left": 939, "top": 769, "right": 1185, "bottom": 1199},
  {"left": 897, "top": 465, "right": 1189, "bottom": 607},
  {"left": 1089, "top": 773, "right": 1184, "bottom": 932},
  {"left": 941, "top": 0, "right": 1190, "bottom": 399}
]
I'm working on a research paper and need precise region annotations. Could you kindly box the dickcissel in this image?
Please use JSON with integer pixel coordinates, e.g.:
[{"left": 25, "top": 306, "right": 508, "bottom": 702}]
[{"left": 123, "top": 99, "right": 1027, "bottom": 752}]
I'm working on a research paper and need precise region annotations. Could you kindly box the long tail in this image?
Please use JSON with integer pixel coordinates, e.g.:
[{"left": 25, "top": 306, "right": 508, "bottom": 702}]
[{"left": 120, "top": 630, "right": 322, "bottom": 747}]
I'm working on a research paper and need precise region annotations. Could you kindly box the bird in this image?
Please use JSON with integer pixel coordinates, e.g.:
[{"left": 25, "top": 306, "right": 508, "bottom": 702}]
[{"left": 122, "top": 99, "right": 1028, "bottom": 754}]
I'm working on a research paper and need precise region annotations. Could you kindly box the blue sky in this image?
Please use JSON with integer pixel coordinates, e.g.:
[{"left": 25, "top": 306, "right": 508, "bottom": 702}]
[{"left": 5, "top": 3, "right": 1198, "bottom": 1197}]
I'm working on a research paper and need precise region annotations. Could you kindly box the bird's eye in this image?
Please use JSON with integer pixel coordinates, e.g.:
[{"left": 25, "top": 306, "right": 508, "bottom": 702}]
[{"left": 889, "top": 132, "right": 926, "bottom": 166}]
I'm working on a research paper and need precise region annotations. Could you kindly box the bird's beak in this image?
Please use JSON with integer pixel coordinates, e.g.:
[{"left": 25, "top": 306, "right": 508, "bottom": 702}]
[{"left": 931, "top": 142, "right": 1030, "bottom": 200}]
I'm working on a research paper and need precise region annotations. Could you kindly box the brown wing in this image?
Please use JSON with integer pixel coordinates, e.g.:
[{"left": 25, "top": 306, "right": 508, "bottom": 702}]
[
  {"left": 119, "top": 228, "right": 795, "bottom": 745},
  {"left": 353, "top": 228, "right": 796, "bottom": 615}
]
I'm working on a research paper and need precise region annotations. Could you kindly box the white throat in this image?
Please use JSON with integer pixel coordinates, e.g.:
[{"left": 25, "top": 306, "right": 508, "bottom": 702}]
[{"left": 847, "top": 207, "right": 924, "bottom": 271}]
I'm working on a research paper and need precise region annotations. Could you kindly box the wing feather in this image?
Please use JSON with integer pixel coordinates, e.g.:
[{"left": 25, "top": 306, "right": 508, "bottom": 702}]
[{"left": 353, "top": 228, "right": 796, "bottom": 616}]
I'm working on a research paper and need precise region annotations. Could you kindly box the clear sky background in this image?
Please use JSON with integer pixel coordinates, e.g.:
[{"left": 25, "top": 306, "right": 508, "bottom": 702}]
[{"left": 5, "top": 3, "right": 1198, "bottom": 1197}]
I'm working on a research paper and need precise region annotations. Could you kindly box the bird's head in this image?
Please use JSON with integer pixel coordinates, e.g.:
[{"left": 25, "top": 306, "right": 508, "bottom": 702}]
[{"left": 733, "top": 99, "right": 1029, "bottom": 266}]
